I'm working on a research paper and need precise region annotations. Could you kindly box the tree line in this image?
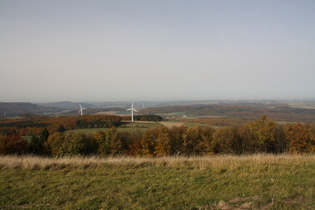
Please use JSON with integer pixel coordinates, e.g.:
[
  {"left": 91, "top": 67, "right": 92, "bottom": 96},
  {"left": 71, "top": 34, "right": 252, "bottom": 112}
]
[
  {"left": 0, "top": 114, "right": 162, "bottom": 136},
  {"left": 1, "top": 116, "right": 314, "bottom": 156},
  {"left": 0, "top": 115, "right": 123, "bottom": 135}
]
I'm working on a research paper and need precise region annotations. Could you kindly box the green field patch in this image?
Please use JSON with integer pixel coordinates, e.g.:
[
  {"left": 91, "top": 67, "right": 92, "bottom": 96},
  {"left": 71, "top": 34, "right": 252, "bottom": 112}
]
[
  {"left": 123, "top": 122, "right": 161, "bottom": 129},
  {"left": 183, "top": 122, "right": 213, "bottom": 128},
  {"left": 65, "top": 128, "right": 110, "bottom": 135},
  {"left": 115, "top": 111, "right": 130, "bottom": 115},
  {"left": 22, "top": 136, "right": 33, "bottom": 142},
  {"left": 118, "top": 122, "right": 162, "bottom": 133},
  {"left": 65, "top": 122, "right": 162, "bottom": 135}
]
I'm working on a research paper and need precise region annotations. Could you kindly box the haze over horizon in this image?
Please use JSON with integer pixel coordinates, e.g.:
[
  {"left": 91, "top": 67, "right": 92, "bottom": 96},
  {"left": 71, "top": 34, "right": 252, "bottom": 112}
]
[{"left": 1, "top": 0, "right": 314, "bottom": 103}]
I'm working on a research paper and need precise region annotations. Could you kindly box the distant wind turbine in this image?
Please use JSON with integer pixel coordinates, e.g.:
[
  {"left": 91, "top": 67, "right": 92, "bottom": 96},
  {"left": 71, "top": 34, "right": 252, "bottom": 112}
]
[
  {"left": 127, "top": 102, "right": 137, "bottom": 122},
  {"left": 79, "top": 104, "right": 87, "bottom": 116}
]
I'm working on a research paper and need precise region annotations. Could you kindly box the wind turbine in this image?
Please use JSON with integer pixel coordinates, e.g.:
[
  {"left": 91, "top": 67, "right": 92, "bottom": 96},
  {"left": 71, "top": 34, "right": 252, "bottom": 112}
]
[
  {"left": 79, "top": 104, "right": 87, "bottom": 116},
  {"left": 127, "top": 102, "right": 137, "bottom": 122}
]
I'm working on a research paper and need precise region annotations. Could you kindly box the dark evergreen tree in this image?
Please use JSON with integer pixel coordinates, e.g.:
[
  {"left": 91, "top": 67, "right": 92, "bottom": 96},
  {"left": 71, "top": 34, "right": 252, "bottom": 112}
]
[
  {"left": 57, "top": 124, "right": 66, "bottom": 133},
  {"left": 28, "top": 135, "right": 44, "bottom": 155},
  {"left": 40, "top": 128, "right": 49, "bottom": 141}
]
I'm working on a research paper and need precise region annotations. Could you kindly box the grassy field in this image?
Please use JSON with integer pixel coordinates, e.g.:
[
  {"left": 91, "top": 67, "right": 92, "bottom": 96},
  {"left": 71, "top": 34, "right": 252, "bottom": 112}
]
[
  {"left": 65, "top": 122, "right": 162, "bottom": 135},
  {"left": 64, "top": 121, "right": 211, "bottom": 135},
  {"left": 0, "top": 154, "right": 314, "bottom": 209},
  {"left": 154, "top": 121, "right": 212, "bottom": 128}
]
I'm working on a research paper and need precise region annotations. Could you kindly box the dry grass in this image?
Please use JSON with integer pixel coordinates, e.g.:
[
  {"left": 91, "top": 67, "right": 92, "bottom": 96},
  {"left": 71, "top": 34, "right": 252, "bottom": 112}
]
[
  {"left": 159, "top": 121, "right": 185, "bottom": 128},
  {"left": 0, "top": 154, "right": 314, "bottom": 170}
]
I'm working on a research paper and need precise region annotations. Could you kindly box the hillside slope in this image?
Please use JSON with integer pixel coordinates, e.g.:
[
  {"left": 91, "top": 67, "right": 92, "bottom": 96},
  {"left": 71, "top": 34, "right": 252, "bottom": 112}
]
[{"left": 0, "top": 102, "right": 59, "bottom": 116}]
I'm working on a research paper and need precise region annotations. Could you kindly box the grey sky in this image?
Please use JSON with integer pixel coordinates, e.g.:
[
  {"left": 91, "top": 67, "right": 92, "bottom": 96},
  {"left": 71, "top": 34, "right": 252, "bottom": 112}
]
[{"left": 1, "top": 0, "right": 314, "bottom": 102}]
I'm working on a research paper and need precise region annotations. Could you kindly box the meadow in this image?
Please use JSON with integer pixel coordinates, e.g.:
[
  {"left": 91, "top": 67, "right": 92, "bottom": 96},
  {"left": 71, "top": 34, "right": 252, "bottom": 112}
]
[
  {"left": 63, "top": 121, "right": 207, "bottom": 135},
  {"left": 0, "top": 154, "right": 314, "bottom": 209},
  {"left": 64, "top": 121, "right": 162, "bottom": 135}
]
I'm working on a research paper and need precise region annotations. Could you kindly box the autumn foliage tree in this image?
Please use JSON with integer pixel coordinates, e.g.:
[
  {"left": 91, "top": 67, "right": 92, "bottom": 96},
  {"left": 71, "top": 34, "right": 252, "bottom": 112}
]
[
  {"left": 168, "top": 126, "right": 186, "bottom": 155},
  {"left": 0, "top": 134, "right": 28, "bottom": 155},
  {"left": 284, "top": 123, "right": 315, "bottom": 154},
  {"left": 213, "top": 127, "right": 237, "bottom": 154},
  {"left": 153, "top": 127, "right": 171, "bottom": 157},
  {"left": 182, "top": 126, "right": 215, "bottom": 155},
  {"left": 138, "top": 126, "right": 185, "bottom": 157},
  {"left": 2, "top": 114, "right": 315, "bottom": 156},
  {"left": 138, "top": 127, "right": 162, "bottom": 157},
  {"left": 236, "top": 125, "right": 255, "bottom": 154}
]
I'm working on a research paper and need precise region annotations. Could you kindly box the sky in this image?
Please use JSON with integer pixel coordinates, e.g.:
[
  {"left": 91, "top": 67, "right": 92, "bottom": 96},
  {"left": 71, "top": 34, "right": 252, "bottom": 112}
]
[{"left": 1, "top": 0, "right": 315, "bottom": 103}]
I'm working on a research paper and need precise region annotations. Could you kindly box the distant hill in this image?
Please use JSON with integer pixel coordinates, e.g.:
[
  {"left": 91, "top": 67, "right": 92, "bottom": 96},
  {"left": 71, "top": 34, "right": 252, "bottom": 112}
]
[
  {"left": 0, "top": 102, "right": 60, "bottom": 116},
  {"left": 37, "top": 101, "right": 95, "bottom": 110}
]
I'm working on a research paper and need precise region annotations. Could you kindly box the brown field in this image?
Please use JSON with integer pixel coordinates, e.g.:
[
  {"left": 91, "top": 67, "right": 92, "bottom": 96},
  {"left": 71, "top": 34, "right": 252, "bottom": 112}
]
[{"left": 159, "top": 121, "right": 185, "bottom": 128}]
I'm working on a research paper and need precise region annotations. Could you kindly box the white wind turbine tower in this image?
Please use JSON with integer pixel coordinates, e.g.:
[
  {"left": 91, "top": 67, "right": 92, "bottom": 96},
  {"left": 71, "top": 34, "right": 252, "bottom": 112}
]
[
  {"left": 127, "top": 102, "right": 137, "bottom": 122},
  {"left": 79, "top": 104, "right": 87, "bottom": 116}
]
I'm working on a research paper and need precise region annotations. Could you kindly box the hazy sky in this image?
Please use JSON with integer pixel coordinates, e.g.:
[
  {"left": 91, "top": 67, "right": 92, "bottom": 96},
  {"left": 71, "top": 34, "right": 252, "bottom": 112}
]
[{"left": 1, "top": 0, "right": 315, "bottom": 102}]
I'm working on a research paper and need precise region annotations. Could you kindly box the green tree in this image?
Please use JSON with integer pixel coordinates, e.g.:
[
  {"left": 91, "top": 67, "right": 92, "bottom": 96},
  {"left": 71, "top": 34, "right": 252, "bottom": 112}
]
[
  {"left": 44, "top": 132, "right": 65, "bottom": 156},
  {"left": 94, "top": 131, "right": 110, "bottom": 156},
  {"left": 94, "top": 127, "right": 125, "bottom": 156},
  {"left": 246, "top": 116, "right": 277, "bottom": 152},
  {"left": 109, "top": 127, "right": 125, "bottom": 155},
  {"left": 62, "top": 132, "right": 89, "bottom": 156}
]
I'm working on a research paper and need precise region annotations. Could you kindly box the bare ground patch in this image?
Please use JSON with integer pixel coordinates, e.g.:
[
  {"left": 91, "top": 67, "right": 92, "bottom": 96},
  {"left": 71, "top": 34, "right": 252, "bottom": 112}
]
[
  {"left": 199, "top": 196, "right": 269, "bottom": 209},
  {"left": 199, "top": 195, "right": 314, "bottom": 209}
]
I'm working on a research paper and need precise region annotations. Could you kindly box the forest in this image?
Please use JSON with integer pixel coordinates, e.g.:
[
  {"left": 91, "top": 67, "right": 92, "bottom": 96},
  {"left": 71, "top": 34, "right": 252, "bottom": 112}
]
[{"left": 1, "top": 114, "right": 315, "bottom": 156}]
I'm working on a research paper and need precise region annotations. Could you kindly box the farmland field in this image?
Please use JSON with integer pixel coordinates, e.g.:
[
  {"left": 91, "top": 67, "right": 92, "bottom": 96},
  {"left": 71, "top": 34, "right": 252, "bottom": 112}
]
[
  {"left": 0, "top": 154, "right": 314, "bottom": 209},
  {"left": 65, "top": 121, "right": 162, "bottom": 135},
  {"left": 66, "top": 121, "right": 214, "bottom": 135}
]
